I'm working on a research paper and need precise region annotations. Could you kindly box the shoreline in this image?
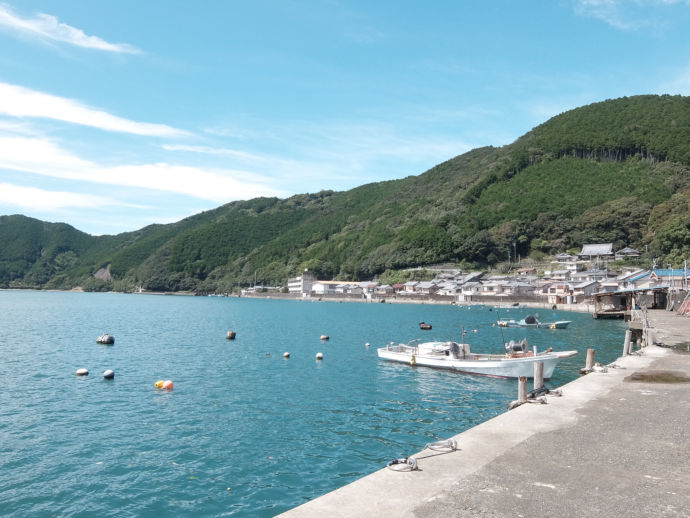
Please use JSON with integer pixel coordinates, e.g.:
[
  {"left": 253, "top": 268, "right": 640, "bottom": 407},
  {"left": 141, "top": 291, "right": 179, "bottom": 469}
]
[{"left": 0, "top": 287, "right": 597, "bottom": 314}]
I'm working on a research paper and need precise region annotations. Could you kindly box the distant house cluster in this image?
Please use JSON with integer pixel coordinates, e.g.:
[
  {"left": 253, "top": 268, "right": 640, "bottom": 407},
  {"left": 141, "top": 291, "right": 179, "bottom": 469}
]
[{"left": 255, "top": 244, "right": 688, "bottom": 305}]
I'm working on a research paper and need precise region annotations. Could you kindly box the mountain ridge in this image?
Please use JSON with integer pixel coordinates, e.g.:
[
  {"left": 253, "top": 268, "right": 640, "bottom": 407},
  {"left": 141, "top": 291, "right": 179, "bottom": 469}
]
[{"left": 2, "top": 94, "right": 689, "bottom": 292}]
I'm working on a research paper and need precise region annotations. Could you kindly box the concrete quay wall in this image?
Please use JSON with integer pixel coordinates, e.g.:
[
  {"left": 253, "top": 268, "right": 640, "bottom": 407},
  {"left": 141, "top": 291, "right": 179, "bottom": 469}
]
[{"left": 279, "top": 309, "right": 690, "bottom": 517}]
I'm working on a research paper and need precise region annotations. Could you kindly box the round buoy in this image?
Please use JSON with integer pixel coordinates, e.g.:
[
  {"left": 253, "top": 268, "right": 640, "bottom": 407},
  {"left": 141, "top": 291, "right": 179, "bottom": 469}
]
[
  {"left": 103, "top": 369, "right": 115, "bottom": 379},
  {"left": 320, "top": 334, "right": 329, "bottom": 341},
  {"left": 316, "top": 352, "right": 323, "bottom": 360},
  {"left": 162, "top": 380, "right": 174, "bottom": 390},
  {"left": 226, "top": 331, "right": 236, "bottom": 340},
  {"left": 283, "top": 352, "right": 290, "bottom": 358},
  {"left": 76, "top": 368, "right": 89, "bottom": 376}
]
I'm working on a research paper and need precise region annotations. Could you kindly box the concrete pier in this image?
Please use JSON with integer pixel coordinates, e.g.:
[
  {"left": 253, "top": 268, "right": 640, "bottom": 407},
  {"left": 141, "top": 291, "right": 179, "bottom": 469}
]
[{"left": 279, "top": 309, "right": 690, "bottom": 517}]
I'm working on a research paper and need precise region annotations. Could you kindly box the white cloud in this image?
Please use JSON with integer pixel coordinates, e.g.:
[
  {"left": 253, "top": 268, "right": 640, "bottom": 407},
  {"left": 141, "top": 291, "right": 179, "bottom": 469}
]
[
  {"left": 0, "top": 3, "right": 140, "bottom": 53},
  {"left": 572, "top": 0, "right": 690, "bottom": 30},
  {"left": 0, "top": 182, "right": 136, "bottom": 211},
  {"left": 0, "top": 82, "right": 188, "bottom": 137},
  {"left": 162, "top": 144, "right": 262, "bottom": 162},
  {"left": 0, "top": 136, "right": 288, "bottom": 203}
]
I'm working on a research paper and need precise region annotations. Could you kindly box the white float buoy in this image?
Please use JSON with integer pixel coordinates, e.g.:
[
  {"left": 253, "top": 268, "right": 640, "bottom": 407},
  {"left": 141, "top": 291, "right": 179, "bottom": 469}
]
[
  {"left": 76, "top": 368, "right": 89, "bottom": 376},
  {"left": 320, "top": 334, "right": 329, "bottom": 341},
  {"left": 103, "top": 369, "right": 115, "bottom": 379},
  {"left": 365, "top": 342, "right": 370, "bottom": 347},
  {"left": 316, "top": 352, "right": 323, "bottom": 360},
  {"left": 283, "top": 352, "right": 290, "bottom": 358}
]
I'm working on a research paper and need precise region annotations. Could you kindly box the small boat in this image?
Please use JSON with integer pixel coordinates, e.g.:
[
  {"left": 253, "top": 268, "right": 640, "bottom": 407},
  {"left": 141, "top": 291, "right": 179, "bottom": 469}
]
[
  {"left": 496, "top": 314, "right": 571, "bottom": 329},
  {"left": 419, "top": 322, "right": 432, "bottom": 330},
  {"left": 377, "top": 338, "right": 577, "bottom": 379},
  {"left": 96, "top": 334, "right": 115, "bottom": 344}
]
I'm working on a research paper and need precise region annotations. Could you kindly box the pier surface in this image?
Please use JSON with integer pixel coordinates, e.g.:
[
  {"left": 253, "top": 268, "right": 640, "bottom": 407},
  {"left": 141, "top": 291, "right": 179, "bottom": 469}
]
[{"left": 279, "top": 309, "right": 690, "bottom": 517}]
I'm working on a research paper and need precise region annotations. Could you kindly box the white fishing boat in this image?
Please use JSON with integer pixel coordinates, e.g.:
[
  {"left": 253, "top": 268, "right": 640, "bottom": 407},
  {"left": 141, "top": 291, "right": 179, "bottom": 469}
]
[
  {"left": 496, "top": 314, "right": 571, "bottom": 329},
  {"left": 377, "top": 338, "right": 577, "bottom": 379}
]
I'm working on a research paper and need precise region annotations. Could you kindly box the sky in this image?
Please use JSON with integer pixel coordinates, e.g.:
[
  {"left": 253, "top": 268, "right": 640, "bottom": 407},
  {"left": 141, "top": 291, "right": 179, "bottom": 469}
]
[{"left": 1, "top": 1, "right": 690, "bottom": 235}]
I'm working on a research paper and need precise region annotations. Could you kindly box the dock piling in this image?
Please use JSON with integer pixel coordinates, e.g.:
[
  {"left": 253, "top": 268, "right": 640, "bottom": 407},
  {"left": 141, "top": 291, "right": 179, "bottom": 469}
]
[
  {"left": 623, "top": 329, "right": 632, "bottom": 356},
  {"left": 518, "top": 376, "right": 527, "bottom": 402},
  {"left": 534, "top": 361, "right": 544, "bottom": 390}
]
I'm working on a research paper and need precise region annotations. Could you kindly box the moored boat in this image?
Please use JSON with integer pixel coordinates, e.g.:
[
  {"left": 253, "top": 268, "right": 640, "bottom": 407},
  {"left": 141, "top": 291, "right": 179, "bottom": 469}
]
[
  {"left": 496, "top": 314, "right": 571, "bottom": 329},
  {"left": 377, "top": 338, "right": 577, "bottom": 379}
]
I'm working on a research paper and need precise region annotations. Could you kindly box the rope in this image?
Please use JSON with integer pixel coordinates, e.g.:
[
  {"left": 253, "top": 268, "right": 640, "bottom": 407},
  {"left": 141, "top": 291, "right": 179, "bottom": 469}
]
[
  {"left": 423, "top": 439, "right": 457, "bottom": 452},
  {"left": 386, "top": 457, "right": 418, "bottom": 472}
]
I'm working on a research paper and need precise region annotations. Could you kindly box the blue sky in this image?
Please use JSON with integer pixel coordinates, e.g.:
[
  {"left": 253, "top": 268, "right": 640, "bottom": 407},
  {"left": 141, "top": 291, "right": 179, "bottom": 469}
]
[{"left": 1, "top": 1, "right": 690, "bottom": 235}]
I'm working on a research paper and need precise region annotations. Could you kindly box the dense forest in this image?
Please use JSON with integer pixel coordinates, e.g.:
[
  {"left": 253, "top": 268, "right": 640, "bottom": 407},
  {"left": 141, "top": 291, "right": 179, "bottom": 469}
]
[{"left": 1, "top": 95, "right": 689, "bottom": 292}]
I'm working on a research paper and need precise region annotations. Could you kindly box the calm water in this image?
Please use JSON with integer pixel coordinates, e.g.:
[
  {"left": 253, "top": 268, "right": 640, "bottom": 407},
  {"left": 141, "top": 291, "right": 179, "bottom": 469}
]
[{"left": 0, "top": 291, "right": 627, "bottom": 517}]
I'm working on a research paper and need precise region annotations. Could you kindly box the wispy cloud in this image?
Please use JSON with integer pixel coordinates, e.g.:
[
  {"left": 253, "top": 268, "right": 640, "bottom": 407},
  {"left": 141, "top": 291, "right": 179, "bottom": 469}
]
[
  {"left": 0, "top": 136, "right": 288, "bottom": 203},
  {"left": 0, "top": 182, "right": 140, "bottom": 211},
  {"left": 0, "top": 3, "right": 140, "bottom": 53},
  {"left": 572, "top": 0, "right": 689, "bottom": 30},
  {"left": 162, "top": 144, "right": 262, "bottom": 162},
  {"left": 0, "top": 82, "right": 188, "bottom": 137}
]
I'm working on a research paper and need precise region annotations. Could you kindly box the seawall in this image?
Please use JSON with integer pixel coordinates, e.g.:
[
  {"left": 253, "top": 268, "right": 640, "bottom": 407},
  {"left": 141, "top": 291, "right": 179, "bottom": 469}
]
[{"left": 278, "top": 309, "right": 690, "bottom": 517}]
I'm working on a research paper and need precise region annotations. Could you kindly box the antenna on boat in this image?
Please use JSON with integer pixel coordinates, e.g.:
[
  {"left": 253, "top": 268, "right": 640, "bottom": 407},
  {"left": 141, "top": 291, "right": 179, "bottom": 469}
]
[{"left": 494, "top": 307, "right": 507, "bottom": 348}]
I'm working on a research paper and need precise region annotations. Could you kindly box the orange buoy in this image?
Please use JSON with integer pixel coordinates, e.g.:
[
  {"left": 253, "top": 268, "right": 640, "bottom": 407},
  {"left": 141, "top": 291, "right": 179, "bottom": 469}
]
[{"left": 162, "top": 380, "right": 174, "bottom": 390}]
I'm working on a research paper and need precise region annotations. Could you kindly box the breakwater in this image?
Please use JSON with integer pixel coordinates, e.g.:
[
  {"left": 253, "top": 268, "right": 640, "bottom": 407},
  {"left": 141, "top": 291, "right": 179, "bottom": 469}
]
[{"left": 280, "top": 309, "right": 690, "bottom": 517}]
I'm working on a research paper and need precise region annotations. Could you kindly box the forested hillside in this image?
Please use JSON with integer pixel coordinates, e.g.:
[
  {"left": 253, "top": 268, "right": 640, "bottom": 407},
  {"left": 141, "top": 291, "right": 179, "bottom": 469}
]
[{"left": 2, "top": 95, "right": 689, "bottom": 292}]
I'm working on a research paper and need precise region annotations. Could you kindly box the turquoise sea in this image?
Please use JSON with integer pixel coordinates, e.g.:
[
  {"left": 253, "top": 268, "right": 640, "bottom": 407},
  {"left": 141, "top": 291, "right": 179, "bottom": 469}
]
[{"left": 0, "top": 291, "right": 627, "bottom": 517}]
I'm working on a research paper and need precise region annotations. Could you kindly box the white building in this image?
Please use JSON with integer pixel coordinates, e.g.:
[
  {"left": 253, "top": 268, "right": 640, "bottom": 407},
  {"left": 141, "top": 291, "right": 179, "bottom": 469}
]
[{"left": 287, "top": 269, "right": 316, "bottom": 294}]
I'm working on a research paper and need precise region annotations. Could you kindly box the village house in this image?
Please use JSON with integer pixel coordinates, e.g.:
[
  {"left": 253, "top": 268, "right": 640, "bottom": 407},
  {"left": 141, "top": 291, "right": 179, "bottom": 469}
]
[
  {"left": 614, "top": 247, "right": 640, "bottom": 260},
  {"left": 572, "top": 280, "right": 600, "bottom": 301},
  {"left": 546, "top": 269, "right": 570, "bottom": 281},
  {"left": 402, "top": 281, "right": 418, "bottom": 293},
  {"left": 578, "top": 243, "right": 614, "bottom": 268},
  {"left": 516, "top": 267, "right": 536, "bottom": 276},
  {"left": 546, "top": 283, "right": 573, "bottom": 305},
  {"left": 437, "top": 281, "right": 461, "bottom": 296},
  {"left": 375, "top": 284, "right": 394, "bottom": 295},
  {"left": 458, "top": 281, "right": 483, "bottom": 302},
  {"left": 416, "top": 281, "right": 440, "bottom": 295}
]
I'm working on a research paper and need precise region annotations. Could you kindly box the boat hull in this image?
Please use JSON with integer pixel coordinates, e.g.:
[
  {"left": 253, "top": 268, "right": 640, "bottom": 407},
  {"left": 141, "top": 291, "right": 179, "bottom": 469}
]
[
  {"left": 377, "top": 346, "right": 576, "bottom": 379},
  {"left": 497, "top": 320, "right": 571, "bottom": 329}
]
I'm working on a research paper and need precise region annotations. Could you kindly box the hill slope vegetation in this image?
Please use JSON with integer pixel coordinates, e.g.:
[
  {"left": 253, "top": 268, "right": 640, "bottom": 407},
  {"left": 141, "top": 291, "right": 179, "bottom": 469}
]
[{"left": 1, "top": 94, "right": 689, "bottom": 292}]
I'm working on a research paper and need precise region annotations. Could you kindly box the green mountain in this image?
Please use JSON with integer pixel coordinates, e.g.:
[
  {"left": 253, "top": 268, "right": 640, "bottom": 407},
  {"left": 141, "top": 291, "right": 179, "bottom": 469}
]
[{"left": 2, "top": 94, "right": 690, "bottom": 292}]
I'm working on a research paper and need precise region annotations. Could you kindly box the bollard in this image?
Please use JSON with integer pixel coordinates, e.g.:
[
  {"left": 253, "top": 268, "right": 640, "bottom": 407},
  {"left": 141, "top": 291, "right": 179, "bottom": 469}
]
[
  {"left": 534, "top": 361, "right": 544, "bottom": 390},
  {"left": 585, "top": 348, "right": 595, "bottom": 371},
  {"left": 623, "top": 329, "right": 632, "bottom": 356},
  {"left": 518, "top": 376, "right": 527, "bottom": 402}
]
